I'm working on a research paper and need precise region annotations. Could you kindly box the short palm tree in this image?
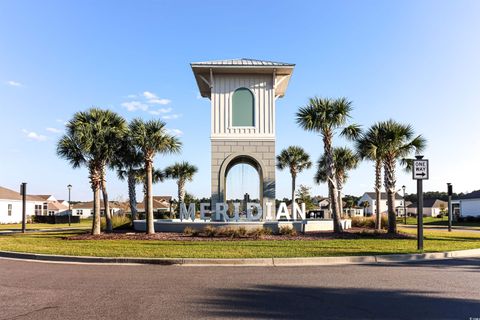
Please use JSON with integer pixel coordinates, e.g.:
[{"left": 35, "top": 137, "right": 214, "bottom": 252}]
[
  {"left": 276, "top": 146, "right": 312, "bottom": 208},
  {"left": 296, "top": 97, "right": 361, "bottom": 233},
  {"left": 113, "top": 133, "right": 144, "bottom": 221},
  {"left": 375, "top": 120, "right": 426, "bottom": 233},
  {"left": 355, "top": 125, "right": 385, "bottom": 230},
  {"left": 164, "top": 162, "right": 198, "bottom": 210},
  {"left": 129, "top": 119, "right": 181, "bottom": 234},
  {"left": 315, "top": 147, "right": 359, "bottom": 216},
  {"left": 57, "top": 108, "right": 127, "bottom": 235}
]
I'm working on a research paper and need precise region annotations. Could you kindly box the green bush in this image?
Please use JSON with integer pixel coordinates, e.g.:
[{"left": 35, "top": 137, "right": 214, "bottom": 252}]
[
  {"left": 278, "top": 225, "right": 297, "bottom": 236},
  {"left": 183, "top": 227, "right": 199, "bottom": 236},
  {"left": 101, "top": 215, "right": 132, "bottom": 230}
]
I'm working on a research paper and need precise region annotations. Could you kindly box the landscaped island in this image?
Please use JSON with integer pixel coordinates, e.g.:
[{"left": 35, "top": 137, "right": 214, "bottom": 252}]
[{"left": 1, "top": 228, "right": 479, "bottom": 259}]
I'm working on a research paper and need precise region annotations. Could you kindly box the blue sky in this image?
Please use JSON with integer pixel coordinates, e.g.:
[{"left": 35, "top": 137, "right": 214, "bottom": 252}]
[{"left": 1, "top": 0, "right": 479, "bottom": 201}]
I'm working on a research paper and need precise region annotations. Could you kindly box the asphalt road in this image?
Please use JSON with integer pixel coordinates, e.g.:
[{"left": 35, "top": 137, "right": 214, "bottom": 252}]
[{"left": 0, "top": 258, "right": 479, "bottom": 320}]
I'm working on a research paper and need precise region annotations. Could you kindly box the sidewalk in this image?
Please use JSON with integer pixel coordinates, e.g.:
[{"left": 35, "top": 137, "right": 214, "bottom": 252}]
[{"left": 0, "top": 227, "right": 89, "bottom": 235}]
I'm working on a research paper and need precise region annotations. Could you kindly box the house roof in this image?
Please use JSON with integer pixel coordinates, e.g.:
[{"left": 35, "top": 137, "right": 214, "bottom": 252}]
[
  {"left": 407, "top": 199, "right": 447, "bottom": 208},
  {"left": 456, "top": 190, "right": 480, "bottom": 200},
  {"left": 191, "top": 58, "right": 295, "bottom": 99},
  {"left": 32, "top": 194, "right": 54, "bottom": 201},
  {"left": 48, "top": 201, "right": 68, "bottom": 211},
  {"left": 71, "top": 201, "right": 129, "bottom": 210},
  {"left": 363, "top": 192, "right": 403, "bottom": 200},
  {"left": 0, "top": 186, "right": 44, "bottom": 202},
  {"left": 137, "top": 196, "right": 171, "bottom": 211}
]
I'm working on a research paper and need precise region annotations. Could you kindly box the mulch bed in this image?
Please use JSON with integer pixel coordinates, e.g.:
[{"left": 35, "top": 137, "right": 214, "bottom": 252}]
[{"left": 66, "top": 228, "right": 415, "bottom": 241}]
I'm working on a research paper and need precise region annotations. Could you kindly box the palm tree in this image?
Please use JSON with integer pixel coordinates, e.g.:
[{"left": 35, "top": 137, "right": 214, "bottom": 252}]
[
  {"left": 296, "top": 97, "right": 361, "bottom": 233},
  {"left": 374, "top": 120, "right": 426, "bottom": 233},
  {"left": 57, "top": 108, "right": 127, "bottom": 235},
  {"left": 164, "top": 162, "right": 198, "bottom": 211},
  {"left": 113, "top": 135, "right": 143, "bottom": 221},
  {"left": 276, "top": 146, "right": 312, "bottom": 208},
  {"left": 355, "top": 125, "right": 385, "bottom": 230},
  {"left": 129, "top": 119, "right": 181, "bottom": 234},
  {"left": 314, "top": 147, "right": 359, "bottom": 217}
]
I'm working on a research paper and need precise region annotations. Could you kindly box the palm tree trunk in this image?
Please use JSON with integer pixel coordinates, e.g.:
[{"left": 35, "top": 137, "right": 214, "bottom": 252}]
[
  {"left": 89, "top": 165, "right": 102, "bottom": 235},
  {"left": 375, "top": 159, "right": 382, "bottom": 231},
  {"left": 146, "top": 159, "right": 154, "bottom": 234},
  {"left": 291, "top": 173, "right": 296, "bottom": 212},
  {"left": 101, "top": 170, "right": 112, "bottom": 233},
  {"left": 127, "top": 171, "right": 138, "bottom": 221},
  {"left": 179, "top": 179, "right": 186, "bottom": 204},
  {"left": 384, "top": 156, "right": 397, "bottom": 233},
  {"left": 337, "top": 176, "right": 343, "bottom": 219},
  {"left": 324, "top": 133, "right": 343, "bottom": 233}
]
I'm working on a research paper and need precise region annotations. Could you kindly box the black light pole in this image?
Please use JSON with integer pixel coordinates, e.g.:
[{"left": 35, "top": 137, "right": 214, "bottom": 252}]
[
  {"left": 169, "top": 199, "right": 173, "bottom": 219},
  {"left": 20, "top": 182, "right": 27, "bottom": 233},
  {"left": 447, "top": 183, "right": 452, "bottom": 232},
  {"left": 67, "top": 184, "right": 72, "bottom": 226},
  {"left": 402, "top": 185, "right": 406, "bottom": 225}
]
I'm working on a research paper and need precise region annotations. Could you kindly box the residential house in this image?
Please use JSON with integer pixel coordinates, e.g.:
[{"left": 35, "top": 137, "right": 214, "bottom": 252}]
[
  {"left": 357, "top": 192, "right": 404, "bottom": 216},
  {"left": 343, "top": 206, "right": 364, "bottom": 217},
  {"left": 32, "top": 194, "right": 69, "bottom": 215},
  {"left": 455, "top": 190, "right": 480, "bottom": 217},
  {"left": 308, "top": 196, "right": 331, "bottom": 219},
  {"left": 407, "top": 199, "right": 447, "bottom": 217},
  {"left": 0, "top": 186, "right": 44, "bottom": 223},
  {"left": 71, "top": 201, "right": 128, "bottom": 219},
  {"left": 137, "top": 196, "right": 173, "bottom": 214}
]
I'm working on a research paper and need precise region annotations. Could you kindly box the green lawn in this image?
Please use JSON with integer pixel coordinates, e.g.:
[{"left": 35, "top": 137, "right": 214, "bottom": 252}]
[
  {"left": 0, "top": 220, "right": 91, "bottom": 230},
  {"left": 0, "top": 229, "right": 479, "bottom": 258},
  {"left": 397, "top": 216, "right": 480, "bottom": 228}
]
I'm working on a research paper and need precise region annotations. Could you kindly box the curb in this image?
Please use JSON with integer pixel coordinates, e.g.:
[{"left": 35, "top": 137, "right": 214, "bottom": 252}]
[{"left": 1, "top": 248, "right": 479, "bottom": 266}]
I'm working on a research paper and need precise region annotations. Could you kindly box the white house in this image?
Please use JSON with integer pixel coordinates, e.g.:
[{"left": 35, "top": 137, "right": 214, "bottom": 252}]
[
  {"left": 456, "top": 190, "right": 480, "bottom": 217},
  {"left": 32, "top": 194, "right": 69, "bottom": 215},
  {"left": 71, "top": 201, "right": 127, "bottom": 218},
  {"left": 357, "top": 192, "right": 404, "bottom": 216},
  {"left": 0, "top": 186, "right": 44, "bottom": 223},
  {"left": 407, "top": 199, "right": 447, "bottom": 217}
]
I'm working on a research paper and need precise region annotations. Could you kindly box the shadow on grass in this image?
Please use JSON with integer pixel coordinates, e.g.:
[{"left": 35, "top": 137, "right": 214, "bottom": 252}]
[{"left": 197, "top": 285, "right": 480, "bottom": 319}]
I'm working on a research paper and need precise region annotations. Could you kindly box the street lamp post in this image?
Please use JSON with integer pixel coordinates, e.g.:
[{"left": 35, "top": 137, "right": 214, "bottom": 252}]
[
  {"left": 447, "top": 183, "right": 453, "bottom": 232},
  {"left": 67, "top": 184, "right": 72, "bottom": 226},
  {"left": 402, "top": 185, "right": 407, "bottom": 225}
]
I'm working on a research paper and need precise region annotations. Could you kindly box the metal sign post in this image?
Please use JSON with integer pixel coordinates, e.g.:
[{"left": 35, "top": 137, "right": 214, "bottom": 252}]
[
  {"left": 20, "top": 182, "right": 27, "bottom": 233},
  {"left": 447, "top": 183, "right": 453, "bottom": 232},
  {"left": 413, "top": 156, "right": 428, "bottom": 251}
]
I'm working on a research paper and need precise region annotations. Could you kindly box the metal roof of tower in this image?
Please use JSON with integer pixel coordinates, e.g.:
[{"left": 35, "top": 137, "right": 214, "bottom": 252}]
[{"left": 191, "top": 58, "right": 295, "bottom": 98}]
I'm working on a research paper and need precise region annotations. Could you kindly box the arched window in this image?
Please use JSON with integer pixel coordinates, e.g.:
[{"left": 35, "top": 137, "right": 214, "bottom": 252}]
[{"left": 232, "top": 88, "right": 254, "bottom": 127}]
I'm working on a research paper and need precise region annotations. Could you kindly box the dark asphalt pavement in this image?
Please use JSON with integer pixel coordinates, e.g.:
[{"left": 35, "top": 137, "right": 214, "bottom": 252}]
[{"left": 0, "top": 258, "right": 479, "bottom": 320}]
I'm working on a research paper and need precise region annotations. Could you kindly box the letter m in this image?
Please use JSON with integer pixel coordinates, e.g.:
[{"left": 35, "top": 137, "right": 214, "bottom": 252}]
[{"left": 180, "top": 203, "right": 196, "bottom": 221}]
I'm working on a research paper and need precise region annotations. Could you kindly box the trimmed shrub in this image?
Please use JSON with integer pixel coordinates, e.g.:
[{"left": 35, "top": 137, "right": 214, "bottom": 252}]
[
  {"left": 278, "top": 225, "right": 297, "bottom": 236},
  {"left": 203, "top": 225, "right": 218, "bottom": 237},
  {"left": 183, "top": 227, "right": 199, "bottom": 236},
  {"left": 101, "top": 215, "right": 132, "bottom": 231},
  {"left": 247, "top": 227, "right": 273, "bottom": 238},
  {"left": 352, "top": 215, "right": 388, "bottom": 230}
]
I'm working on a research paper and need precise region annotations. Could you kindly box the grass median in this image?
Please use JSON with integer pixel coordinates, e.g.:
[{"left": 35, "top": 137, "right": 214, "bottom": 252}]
[
  {"left": 0, "top": 220, "right": 91, "bottom": 230},
  {"left": 0, "top": 228, "right": 479, "bottom": 259}
]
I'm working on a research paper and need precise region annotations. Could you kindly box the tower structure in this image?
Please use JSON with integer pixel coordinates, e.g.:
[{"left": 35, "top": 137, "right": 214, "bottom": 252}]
[{"left": 191, "top": 58, "right": 295, "bottom": 218}]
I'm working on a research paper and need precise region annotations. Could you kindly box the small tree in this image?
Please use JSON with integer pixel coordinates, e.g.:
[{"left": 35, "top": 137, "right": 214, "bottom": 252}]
[
  {"left": 295, "top": 184, "right": 315, "bottom": 210},
  {"left": 276, "top": 146, "right": 312, "bottom": 207},
  {"left": 164, "top": 162, "right": 198, "bottom": 209}
]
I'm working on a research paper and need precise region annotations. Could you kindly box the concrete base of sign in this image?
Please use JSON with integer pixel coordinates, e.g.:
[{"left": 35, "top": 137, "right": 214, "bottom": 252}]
[{"left": 133, "top": 219, "right": 352, "bottom": 233}]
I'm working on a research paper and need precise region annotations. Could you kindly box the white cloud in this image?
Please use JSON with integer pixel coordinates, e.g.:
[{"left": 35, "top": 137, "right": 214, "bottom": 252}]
[
  {"left": 121, "top": 101, "right": 149, "bottom": 112},
  {"left": 46, "top": 127, "right": 61, "bottom": 133},
  {"left": 143, "top": 91, "right": 171, "bottom": 105},
  {"left": 167, "top": 128, "right": 183, "bottom": 136},
  {"left": 162, "top": 114, "right": 181, "bottom": 120},
  {"left": 22, "top": 129, "right": 47, "bottom": 141},
  {"left": 6, "top": 80, "right": 22, "bottom": 87},
  {"left": 149, "top": 107, "right": 172, "bottom": 115}
]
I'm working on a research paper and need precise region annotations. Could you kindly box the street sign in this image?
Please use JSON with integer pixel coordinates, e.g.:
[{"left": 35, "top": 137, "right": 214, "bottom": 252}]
[{"left": 412, "top": 159, "right": 429, "bottom": 180}]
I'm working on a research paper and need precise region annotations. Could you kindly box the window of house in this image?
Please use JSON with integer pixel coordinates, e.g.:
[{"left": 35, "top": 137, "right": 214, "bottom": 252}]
[
  {"left": 34, "top": 205, "right": 42, "bottom": 216},
  {"left": 7, "top": 204, "right": 12, "bottom": 216},
  {"left": 232, "top": 88, "right": 254, "bottom": 127},
  {"left": 76, "top": 209, "right": 83, "bottom": 215}
]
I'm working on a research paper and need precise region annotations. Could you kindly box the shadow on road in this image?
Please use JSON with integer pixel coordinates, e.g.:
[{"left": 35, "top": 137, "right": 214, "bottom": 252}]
[
  {"left": 365, "top": 258, "right": 480, "bottom": 272},
  {"left": 197, "top": 285, "right": 479, "bottom": 319}
]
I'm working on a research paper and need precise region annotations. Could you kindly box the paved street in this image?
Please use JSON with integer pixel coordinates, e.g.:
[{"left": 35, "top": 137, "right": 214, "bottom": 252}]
[{"left": 0, "top": 258, "right": 479, "bottom": 320}]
